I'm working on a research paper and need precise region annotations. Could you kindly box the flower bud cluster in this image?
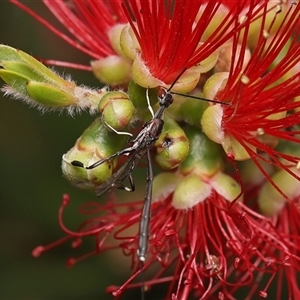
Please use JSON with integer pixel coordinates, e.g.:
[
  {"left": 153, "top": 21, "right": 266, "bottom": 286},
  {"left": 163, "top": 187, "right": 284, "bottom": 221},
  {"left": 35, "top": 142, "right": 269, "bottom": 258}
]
[
  {"left": 153, "top": 126, "right": 242, "bottom": 209},
  {"left": 2, "top": 1, "right": 300, "bottom": 298},
  {"left": 2, "top": 1, "right": 299, "bottom": 215}
]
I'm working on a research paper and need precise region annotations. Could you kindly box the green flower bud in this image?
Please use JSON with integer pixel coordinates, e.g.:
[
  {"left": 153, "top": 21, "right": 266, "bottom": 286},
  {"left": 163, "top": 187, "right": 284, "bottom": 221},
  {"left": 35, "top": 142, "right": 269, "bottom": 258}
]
[
  {"left": 91, "top": 55, "right": 132, "bottom": 86},
  {"left": 258, "top": 166, "right": 300, "bottom": 216},
  {"left": 0, "top": 45, "right": 67, "bottom": 86},
  {"left": 214, "top": 43, "right": 251, "bottom": 73},
  {"left": 246, "top": 2, "right": 296, "bottom": 50},
  {"left": 270, "top": 37, "right": 292, "bottom": 71},
  {"left": 181, "top": 126, "right": 223, "bottom": 177},
  {"left": 131, "top": 54, "right": 200, "bottom": 93},
  {"left": 190, "top": 47, "right": 219, "bottom": 73},
  {"left": 172, "top": 174, "right": 212, "bottom": 210},
  {"left": 201, "top": 104, "right": 256, "bottom": 161},
  {"left": 266, "top": 38, "right": 297, "bottom": 82},
  {"left": 62, "top": 148, "right": 113, "bottom": 191},
  {"left": 108, "top": 24, "right": 127, "bottom": 57},
  {"left": 78, "top": 117, "right": 128, "bottom": 158},
  {"left": 195, "top": 4, "right": 230, "bottom": 42},
  {"left": 27, "top": 81, "right": 78, "bottom": 107},
  {"left": 0, "top": 69, "right": 30, "bottom": 95},
  {"left": 152, "top": 172, "right": 181, "bottom": 203},
  {"left": 62, "top": 117, "right": 128, "bottom": 191},
  {"left": 98, "top": 91, "right": 134, "bottom": 130},
  {"left": 179, "top": 95, "right": 209, "bottom": 128},
  {"left": 0, "top": 44, "right": 23, "bottom": 61},
  {"left": 222, "top": 133, "right": 256, "bottom": 161},
  {"left": 128, "top": 80, "right": 157, "bottom": 117},
  {"left": 154, "top": 115, "right": 189, "bottom": 170},
  {"left": 0, "top": 45, "right": 106, "bottom": 113},
  {"left": 120, "top": 24, "right": 140, "bottom": 60},
  {"left": 239, "top": 158, "right": 275, "bottom": 186},
  {"left": 17, "top": 47, "right": 68, "bottom": 86},
  {"left": 203, "top": 72, "right": 228, "bottom": 100},
  {"left": 1, "top": 61, "right": 45, "bottom": 82},
  {"left": 131, "top": 54, "right": 164, "bottom": 88},
  {"left": 165, "top": 69, "right": 200, "bottom": 94},
  {"left": 209, "top": 171, "right": 243, "bottom": 202}
]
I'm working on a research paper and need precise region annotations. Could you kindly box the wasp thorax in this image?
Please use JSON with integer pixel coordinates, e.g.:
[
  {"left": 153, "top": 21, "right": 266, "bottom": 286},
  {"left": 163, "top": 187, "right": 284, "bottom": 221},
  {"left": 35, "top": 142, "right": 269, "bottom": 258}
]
[{"left": 157, "top": 88, "right": 174, "bottom": 108}]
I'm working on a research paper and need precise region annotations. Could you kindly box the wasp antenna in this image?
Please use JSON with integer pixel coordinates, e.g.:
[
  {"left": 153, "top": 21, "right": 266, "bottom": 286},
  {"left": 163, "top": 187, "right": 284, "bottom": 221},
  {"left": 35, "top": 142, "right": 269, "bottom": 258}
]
[
  {"left": 165, "top": 68, "right": 230, "bottom": 106},
  {"left": 170, "top": 91, "right": 230, "bottom": 106},
  {"left": 167, "top": 68, "right": 188, "bottom": 92}
]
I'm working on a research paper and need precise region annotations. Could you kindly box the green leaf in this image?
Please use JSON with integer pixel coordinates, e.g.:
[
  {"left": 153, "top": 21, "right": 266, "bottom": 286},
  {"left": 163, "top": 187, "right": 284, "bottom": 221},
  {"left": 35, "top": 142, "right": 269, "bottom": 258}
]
[
  {"left": 0, "top": 44, "right": 23, "bottom": 62},
  {"left": 18, "top": 50, "right": 67, "bottom": 86},
  {"left": 26, "top": 81, "right": 77, "bottom": 107},
  {"left": 1, "top": 61, "right": 45, "bottom": 82},
  {"left": 0, "top": 69, "right": 30, "bottom": 94}
]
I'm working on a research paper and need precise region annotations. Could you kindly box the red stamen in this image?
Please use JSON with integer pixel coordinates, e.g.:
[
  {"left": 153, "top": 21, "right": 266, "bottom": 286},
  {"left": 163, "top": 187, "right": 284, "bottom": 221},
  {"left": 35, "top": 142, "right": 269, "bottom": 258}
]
[
  {"left": 217, "top": 3, "right": 300, "bottom": 198},
  {"left": 10, "top": 0, "right": 127, "bottom": 61},
  {"left": 123, "top": 0, "right": 261, "bottom": 83},
  {"left": 32, "top": 235, "right": 73, "bottom": 257}
]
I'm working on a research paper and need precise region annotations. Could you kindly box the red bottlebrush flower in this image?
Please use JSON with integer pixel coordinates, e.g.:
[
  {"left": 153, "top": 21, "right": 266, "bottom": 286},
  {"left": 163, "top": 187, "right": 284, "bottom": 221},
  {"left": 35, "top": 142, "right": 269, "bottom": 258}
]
[
  {"left": 142, "top": 194, "right": 300, "bottom": 300},
  {"left": 246, "top": 166, "right": 300, "bottom": 298},
  {"left": 202, "top": 2, "right": 300, "bottom": 194},
  {"left": 32, "top": 194, "right": 144, "bottom": 270},
  {"left": 270, "top": 200, "right": 300, "bottom": 300},
  {"left": 35, "top": 188, "right": 299, "bottom": 299},
  {"left": 10, "top": 0, "right": 128, "bottom": 69},
  {"left": 122, "top": 0, "right": 263, "bottom": 89},
  {"left": 220, "top": 0, "right": 252, "bottom": 10},
  {"left": 10, "top": 0, "right": 299, "bottom": 299}
]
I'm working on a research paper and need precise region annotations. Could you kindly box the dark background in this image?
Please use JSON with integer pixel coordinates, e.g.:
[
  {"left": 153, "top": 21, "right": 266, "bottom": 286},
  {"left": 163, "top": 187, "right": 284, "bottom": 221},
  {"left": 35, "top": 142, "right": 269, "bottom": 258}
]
[{"left": 0, "top": 2, "right": 146, "bottom": 299}]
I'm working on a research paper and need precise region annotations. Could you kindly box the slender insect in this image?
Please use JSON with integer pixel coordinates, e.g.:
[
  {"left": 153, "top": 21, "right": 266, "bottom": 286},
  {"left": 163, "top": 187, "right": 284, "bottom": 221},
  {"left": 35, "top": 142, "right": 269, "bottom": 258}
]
[
  {"left": 67, "top": 73, "right": 228, "bottom": 262},
  {"left": 65, "top": 74, "right": 229, "bottom": 300},
  {"left": 68, "top": 86, "right": 172, "bottom": 261}
]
